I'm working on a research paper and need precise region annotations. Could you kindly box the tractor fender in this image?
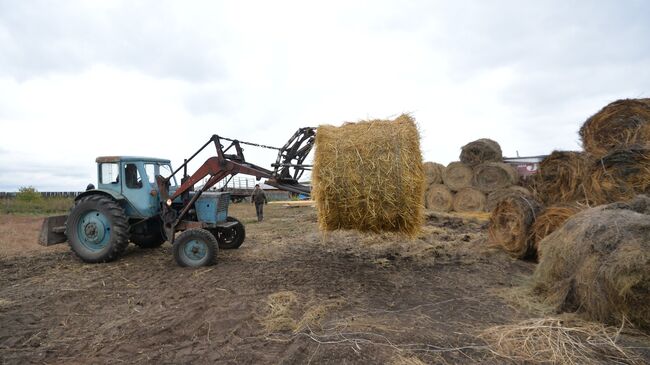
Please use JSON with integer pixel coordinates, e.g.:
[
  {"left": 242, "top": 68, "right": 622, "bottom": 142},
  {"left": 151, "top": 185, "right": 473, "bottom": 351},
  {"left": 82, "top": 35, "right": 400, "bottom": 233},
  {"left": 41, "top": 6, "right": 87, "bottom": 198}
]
[{"left": 75, "top": 189, "right": 126, "bottom": 203}]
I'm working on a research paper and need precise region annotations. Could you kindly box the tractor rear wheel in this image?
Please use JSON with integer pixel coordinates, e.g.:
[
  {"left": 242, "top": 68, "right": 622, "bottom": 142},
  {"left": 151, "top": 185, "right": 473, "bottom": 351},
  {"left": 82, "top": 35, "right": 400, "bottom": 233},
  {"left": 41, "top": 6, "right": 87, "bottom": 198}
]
[
  {"left": 65, "top": 195, "right": 129, "bottom": 263},
  {"left": 172, "top": 228, "right": 218, "bottom": 267},
  {"left": 209, "top": 216, "right": 245, "bottom": 249}
]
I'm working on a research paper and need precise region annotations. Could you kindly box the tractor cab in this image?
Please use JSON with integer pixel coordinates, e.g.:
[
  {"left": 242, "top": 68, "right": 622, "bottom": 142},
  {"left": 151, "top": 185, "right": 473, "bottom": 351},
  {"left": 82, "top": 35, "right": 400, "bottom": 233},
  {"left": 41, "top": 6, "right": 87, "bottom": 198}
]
[{"left": 93, "top": 156, "right": 176, "bottom": 218}]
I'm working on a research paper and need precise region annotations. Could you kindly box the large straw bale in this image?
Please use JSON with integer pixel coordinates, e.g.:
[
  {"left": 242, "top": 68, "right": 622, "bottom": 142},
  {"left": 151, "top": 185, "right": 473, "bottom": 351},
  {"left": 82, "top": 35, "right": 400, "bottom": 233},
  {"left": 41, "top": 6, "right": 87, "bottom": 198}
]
[
  {"left": 473, "top": 162, "right": 518, "bottom": 193},
  {"left": 532, "top": 151, "right": 591, "bottom": 205},
  {"left": 530, "top": 204, "right": 584, "bottom": 256},
  {"left": 488, "top": 195, "right": 542, "bottom": 259},
  {"left": 460, "top": 138, "right": 502, "bottom": 166},
  {"left": 423, "top": 162, "right": 444, "bottom": 186},
  {"left": 579, "top": 98, "right": 650, "bottom": 157},
  {"left": 486, "top": 186, "right": 532, "bottom": 212},
  {"left": 586, "top": 145, "right": 650, "bottom": 205},
  {"left": 452, "top": 187, "right": 486, "bottom": 212},
  {"left": 312, "top": 114, "right": 424, "bottom": 236},
  {"left": 532, "top": 195, "right": 650, "bottom": 329},
  {"left": 442, "top": 162, "right": 472, "bottom": 191},
  {"left": 424, "top": 184, "right": 453, "bottom": 212}
]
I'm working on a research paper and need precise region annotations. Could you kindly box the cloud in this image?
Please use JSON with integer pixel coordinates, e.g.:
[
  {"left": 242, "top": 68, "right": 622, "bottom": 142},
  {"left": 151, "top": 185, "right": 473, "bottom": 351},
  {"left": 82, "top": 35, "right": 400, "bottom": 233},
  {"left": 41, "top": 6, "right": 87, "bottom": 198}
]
[
  {"left": 0, "top": 1, "right": 229, "bottom": 82},
  {"left": 0, "top": 0, "right": 649, "bottom": 190}
]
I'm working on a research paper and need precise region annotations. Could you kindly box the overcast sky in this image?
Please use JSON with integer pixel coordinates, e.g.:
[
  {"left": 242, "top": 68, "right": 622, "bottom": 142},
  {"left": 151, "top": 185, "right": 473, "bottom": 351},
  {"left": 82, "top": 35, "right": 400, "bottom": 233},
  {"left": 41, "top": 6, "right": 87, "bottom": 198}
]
[{"left": 1, "top": 0, "right": 648, "bottom": 191}]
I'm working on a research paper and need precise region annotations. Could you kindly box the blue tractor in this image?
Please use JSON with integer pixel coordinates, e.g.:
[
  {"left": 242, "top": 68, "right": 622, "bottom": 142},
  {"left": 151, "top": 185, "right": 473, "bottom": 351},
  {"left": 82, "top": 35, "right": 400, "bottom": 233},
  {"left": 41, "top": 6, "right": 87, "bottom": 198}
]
[{"left": 39, "top": 130, "right": 315, "bottom": 267}]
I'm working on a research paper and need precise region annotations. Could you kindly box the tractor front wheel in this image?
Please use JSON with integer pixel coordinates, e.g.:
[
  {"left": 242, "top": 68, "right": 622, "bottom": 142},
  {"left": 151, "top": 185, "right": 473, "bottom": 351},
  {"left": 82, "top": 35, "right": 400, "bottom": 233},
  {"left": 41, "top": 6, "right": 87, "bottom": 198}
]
[
  {"left": 66, "top": 195, "right": 129, "bottom": 263},
  {"left": 172, "top": 228, "right": 218, "bottom": 267}
]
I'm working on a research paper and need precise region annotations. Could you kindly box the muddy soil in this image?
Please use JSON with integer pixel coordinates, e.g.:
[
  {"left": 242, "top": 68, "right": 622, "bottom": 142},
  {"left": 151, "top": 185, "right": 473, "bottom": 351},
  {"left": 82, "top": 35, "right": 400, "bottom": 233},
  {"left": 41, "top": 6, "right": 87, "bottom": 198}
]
[{"left": 0, "top": 204, "right": 647, "bottom": 364}]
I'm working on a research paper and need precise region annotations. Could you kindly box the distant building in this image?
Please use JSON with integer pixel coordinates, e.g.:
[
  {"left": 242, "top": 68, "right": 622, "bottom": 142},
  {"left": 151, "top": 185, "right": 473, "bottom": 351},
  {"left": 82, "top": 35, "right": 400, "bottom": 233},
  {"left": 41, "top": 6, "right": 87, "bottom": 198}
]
[{"left": 503, "top": 155, "right": 547, "bottom": 179}]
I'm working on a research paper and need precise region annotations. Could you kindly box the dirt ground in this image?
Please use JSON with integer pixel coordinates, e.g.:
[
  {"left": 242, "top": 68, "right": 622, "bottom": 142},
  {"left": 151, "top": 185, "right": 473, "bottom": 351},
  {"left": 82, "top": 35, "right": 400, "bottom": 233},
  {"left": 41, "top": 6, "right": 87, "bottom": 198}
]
[{"left": 1, "top": 204, "right": 648, "bottom": 364}]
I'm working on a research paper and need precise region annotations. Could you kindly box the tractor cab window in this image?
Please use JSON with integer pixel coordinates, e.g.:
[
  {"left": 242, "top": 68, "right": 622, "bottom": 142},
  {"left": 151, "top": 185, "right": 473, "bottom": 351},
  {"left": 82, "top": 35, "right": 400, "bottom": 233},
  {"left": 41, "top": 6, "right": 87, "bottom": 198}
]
[
  {"left": 124, "top": 163, "right": 143, "bottom": 189},
  {"left": 144, "top": 163, "right": 156, "bottom": 184},
  {"left": 100, "top": 163, "right": 119, "bottom": 184},
  {"left": 159, "top": 164, "right": 177, "bottom": 187}
]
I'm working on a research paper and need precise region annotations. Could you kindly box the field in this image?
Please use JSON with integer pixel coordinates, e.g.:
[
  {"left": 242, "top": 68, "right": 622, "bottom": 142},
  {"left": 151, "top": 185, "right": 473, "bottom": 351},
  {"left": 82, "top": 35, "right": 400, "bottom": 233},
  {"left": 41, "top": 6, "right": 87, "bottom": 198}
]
[{"left": 1, "top": 203, "right": 648, "bottom": 364}]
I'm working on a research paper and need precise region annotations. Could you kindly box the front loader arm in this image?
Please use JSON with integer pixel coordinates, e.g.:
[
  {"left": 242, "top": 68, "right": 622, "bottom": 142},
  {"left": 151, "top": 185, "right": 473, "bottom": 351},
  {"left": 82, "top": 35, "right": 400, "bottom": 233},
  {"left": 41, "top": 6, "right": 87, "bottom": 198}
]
[
  {"left": 168, "top": 157, "right": 274, "bottom": 202},
  {"left": 157, "top": 129, "right": 315, "bottom": 242}
]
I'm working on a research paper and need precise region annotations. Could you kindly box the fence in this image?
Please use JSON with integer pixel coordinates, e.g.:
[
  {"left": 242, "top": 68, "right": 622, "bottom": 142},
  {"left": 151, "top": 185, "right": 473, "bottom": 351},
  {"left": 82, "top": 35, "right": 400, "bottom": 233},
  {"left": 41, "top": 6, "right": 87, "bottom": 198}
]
[{"left": 0, "top": 192, "right": 82, "bottom": 199}]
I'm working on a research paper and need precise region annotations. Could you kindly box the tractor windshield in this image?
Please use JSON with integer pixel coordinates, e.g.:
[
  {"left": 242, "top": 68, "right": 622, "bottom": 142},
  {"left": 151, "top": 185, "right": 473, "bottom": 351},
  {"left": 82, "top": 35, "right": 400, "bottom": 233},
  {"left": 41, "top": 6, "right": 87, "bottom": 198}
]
[{"left": 159, "top": 164, "right": 178, "bottom": 187}]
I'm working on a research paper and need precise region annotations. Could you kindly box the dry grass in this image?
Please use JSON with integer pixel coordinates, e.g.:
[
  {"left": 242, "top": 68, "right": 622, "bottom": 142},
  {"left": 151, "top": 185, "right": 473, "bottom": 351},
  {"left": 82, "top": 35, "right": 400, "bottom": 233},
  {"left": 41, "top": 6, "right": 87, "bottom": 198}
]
[
  {"left": 481, "top": 316, "right": 643, "bottom": 364},
  {"left": 262, "top": 291, "right": 299, "bottom": 332},
  {"left": 424, "top": 184, "right": 453, "bottom": 212},
  {"left": 0, "top": 298, "right": 13, "bottom": 307},
  {"left": 261, "top": 291, "right": 345, "bottom": 334},
  {"left": 390, "top": 354, "right": 428, "bottom": 365},
  {"left": 295, "top": 299, "right": 346, "bottom": 332},
  {"left": 443, "top": 162, "right": 473, "bottom": 192},
  {"left": 312, "top": 114, "right": 425, "bottom": 236},
  {"left": 488, "top": 195, "right": 542, "bottom": 259},
  {"left": 580, "top": 98, "right": 650, "bottom": 157},
  {"left": 460, "top": 138, "right": 502, "bottom": 166},
  {"left": 472, "top": 162, "right": 518, "bottom": 193},
  {"left": 452, "top": 187, "right": 486, "bottom": 212}
]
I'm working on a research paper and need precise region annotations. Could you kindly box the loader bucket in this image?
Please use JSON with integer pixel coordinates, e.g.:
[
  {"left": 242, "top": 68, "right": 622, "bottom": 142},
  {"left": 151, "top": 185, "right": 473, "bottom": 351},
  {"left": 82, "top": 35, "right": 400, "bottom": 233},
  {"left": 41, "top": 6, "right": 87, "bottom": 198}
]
[{"left": 38, "top": 215, "right": 68, "bottom": 246}]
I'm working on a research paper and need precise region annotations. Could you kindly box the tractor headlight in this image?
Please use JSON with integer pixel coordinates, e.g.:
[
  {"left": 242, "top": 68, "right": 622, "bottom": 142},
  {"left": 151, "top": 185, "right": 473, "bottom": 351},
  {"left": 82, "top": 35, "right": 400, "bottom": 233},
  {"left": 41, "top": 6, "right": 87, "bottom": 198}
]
[{"left": 166, "top": 198, "right": 173, "bottom": 206}]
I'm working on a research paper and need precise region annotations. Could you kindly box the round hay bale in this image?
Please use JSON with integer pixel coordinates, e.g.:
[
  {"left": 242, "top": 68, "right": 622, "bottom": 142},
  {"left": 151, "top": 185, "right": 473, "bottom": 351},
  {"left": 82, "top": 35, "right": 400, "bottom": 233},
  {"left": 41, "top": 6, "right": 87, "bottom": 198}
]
[
  {"left": 579, "top": 98, "right": 650, "bottom": 157},
  {"left": 453, "top": 188, "right": 486, "bottom": 212},
  {"left": 443, "top": 162, "right": 473, "bottom": 191},
  {"left": 532, "top": 151, "right": 591, "bottom": 205},
  {"left": 533, "top": 195, "right": 650, "bottom": 329},
  {"left": 486, "top": 186, "right": 532, "bottom": 212},
  {"left": 425, "top": 184, "right": 453, "bottom": 212},
  {"left": 423, "top": 162, "right": 444, "bottom": 186},
  {"left": 530, "top": 204, "right": 584, "bottom": 256},
  {"left": 586, "top": 145, "right": 650, "bottom": 205},
  {"left": 312, "top": 114, "right": 424, "bottom": 236},
  {"left": 473, "top": 162, "right": 518, "bottom": 193},
  {"left": 488, "top": 195, "right": 542, "bottom": 259},
  {"left": 460, "top": 138, "right": 502, "bottom": 166}
]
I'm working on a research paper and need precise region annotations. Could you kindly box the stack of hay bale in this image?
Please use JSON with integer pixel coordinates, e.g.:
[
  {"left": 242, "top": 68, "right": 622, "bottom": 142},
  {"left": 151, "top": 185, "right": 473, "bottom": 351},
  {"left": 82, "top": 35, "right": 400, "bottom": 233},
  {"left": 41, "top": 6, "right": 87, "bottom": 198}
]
[
  {"left": 424, "top": 138, "right": 527, "bottom": 213},
  {"left": 312, "top": 114, "right": 425, "bottom": 237},
  {"left": 489, "top": 98, "right": 650, "bottom": 260}
]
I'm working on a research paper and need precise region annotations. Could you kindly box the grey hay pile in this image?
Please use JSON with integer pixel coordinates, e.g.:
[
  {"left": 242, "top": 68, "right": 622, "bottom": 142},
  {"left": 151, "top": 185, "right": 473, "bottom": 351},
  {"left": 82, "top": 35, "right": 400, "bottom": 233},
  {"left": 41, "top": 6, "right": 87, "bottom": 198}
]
[
  {"left": 473, "top": 162, "right": 518, "bottom": 193},
  {"left": 424, "top": 184, "right": 453, "bottom": 212},
  {"left": 423, "top": 162, "right": 444, "bottom": 185},
  {"left": 443, "top": 162, "right": 473, "bottom": 191},
  {"left": 533, "top": 195, "right": 650, "bottom": 330},
  {"left": 460, "top": 138, "right": 502, "bottom": 166},
  {"left": 312, "top": 114, "right": 425, "bottom": 237},
  {"left": 453, "top": 187, "right": 486, "bottom": 212}
]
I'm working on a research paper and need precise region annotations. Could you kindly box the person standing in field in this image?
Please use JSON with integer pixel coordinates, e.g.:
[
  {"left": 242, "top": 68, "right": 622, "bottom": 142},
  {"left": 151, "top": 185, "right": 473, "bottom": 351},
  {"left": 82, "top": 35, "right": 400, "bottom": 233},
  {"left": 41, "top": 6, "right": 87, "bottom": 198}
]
[{"left": 251, "top": 184, "right": 267, "bottom": 222}]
